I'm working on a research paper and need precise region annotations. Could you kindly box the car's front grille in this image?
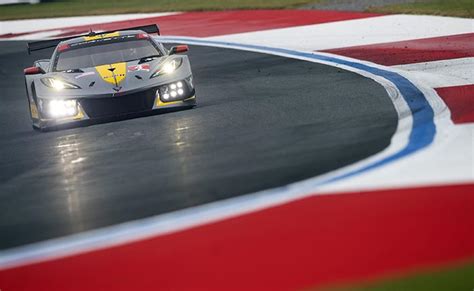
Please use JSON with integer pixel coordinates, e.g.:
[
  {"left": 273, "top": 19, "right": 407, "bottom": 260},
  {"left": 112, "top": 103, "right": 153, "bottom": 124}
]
[{"left": 80, "top": 88, "right": 156, "bottom": 119}]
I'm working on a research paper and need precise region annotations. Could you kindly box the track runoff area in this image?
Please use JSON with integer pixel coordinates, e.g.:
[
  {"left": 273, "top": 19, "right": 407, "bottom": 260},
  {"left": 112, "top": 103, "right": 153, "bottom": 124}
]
[{"left": 0, "top": 10, "right": 473, "bottom": 290}]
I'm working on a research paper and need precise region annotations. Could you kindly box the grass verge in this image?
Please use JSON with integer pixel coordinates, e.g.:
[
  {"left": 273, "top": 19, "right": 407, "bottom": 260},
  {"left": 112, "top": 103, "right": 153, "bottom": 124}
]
[
  {"left": 1, "top": 0, "right": 472, "bottom": 20},
  {"left": 368, "top": 0, "right": 474, "bottom": 18},
  {"left": 0, "top": 0, "right": 316, "bottom": 20},
  {"left": 320, "top": 260, "right": 474, "bottom": 291}
]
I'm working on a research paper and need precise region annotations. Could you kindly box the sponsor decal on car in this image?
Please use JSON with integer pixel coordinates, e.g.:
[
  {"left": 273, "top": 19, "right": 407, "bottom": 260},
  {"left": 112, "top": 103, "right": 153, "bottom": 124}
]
[
  {"left": 128, "top": 64, "right": 150, "bottom": 72},
  {"left": 83, "top": 32, "right": 120, "bottom": 42}
]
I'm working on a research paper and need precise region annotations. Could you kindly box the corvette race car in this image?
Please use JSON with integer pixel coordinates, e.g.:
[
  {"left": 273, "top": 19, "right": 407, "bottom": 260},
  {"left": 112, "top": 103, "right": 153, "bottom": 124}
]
[{"left": 24, "top": 24, "right": 196, "bottom": 130}]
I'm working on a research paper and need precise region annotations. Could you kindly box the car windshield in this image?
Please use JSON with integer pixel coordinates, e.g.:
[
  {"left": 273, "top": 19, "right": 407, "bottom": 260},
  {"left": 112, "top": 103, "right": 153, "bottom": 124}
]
[{"left": 54, "top": 39, "right": 161, "bottom": 71}]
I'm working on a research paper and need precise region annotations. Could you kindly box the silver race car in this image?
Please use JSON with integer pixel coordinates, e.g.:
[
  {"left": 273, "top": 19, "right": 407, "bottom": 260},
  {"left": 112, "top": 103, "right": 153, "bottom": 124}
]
[{"left": 24, "top": 24, "right": 196, "bottom": 131}]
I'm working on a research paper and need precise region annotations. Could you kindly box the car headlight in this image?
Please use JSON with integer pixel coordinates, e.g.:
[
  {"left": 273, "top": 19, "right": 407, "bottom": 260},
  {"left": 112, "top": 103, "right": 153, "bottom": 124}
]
[
  {"left": 151, "top": 58, "right": 183, "bottom": 78},
  {"left": 41, "top": 77, "right": 81, "bottom": 90},
  {"left": 158, "top": 81, "right": 187, "bottom": 102},
  {"left": 47, "top": 99, "right": 78, "bottom": 118}
]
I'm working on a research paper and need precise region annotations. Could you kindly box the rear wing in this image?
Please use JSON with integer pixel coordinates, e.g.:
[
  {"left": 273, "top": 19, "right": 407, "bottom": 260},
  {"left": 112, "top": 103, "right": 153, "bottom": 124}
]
[{"left": 27, "top": 24, "right": 160, "bottom": 54}]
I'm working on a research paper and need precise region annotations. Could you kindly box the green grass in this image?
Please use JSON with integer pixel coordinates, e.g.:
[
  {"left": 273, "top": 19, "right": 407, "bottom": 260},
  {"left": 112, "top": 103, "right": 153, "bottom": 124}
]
[
  {"left": 0, "top": 0, "right": 317, "bottom": 20},
  {"left": 320, "top": 261, "right": 474, "bottom": 291},
  {"left": 368, "top": 0, "right": 474, "bottom": 18}
]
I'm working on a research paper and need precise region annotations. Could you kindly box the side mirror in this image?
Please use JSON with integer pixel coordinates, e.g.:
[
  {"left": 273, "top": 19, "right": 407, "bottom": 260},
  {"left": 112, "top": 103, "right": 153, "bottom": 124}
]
[
  {"left": 24, "top": 66, "right": 44, "bottom": 75},
  {"left": 34, "top": 59, "right": 50, "bottom": 73},
  {"left": 170, "top": 45, "right": 189, "bottom": 55}
]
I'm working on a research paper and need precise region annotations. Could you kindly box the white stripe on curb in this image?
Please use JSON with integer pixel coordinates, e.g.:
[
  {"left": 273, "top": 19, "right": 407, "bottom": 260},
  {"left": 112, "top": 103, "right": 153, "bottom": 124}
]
[
  {"left": 392, "top": 57, "right": 474, "bottom": 88},
  {"left": 208, "top": 15, "right": 474, "bottom": 51}
]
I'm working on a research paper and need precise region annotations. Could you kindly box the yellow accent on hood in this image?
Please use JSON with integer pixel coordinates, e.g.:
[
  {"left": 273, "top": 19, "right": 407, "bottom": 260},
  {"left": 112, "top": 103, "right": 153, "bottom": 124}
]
[
  {"left": 95, "top": 62, "right": 126, "bottom": 86},
  {"left": 84, "top": 32, "right": 120, "bottom": 41}
]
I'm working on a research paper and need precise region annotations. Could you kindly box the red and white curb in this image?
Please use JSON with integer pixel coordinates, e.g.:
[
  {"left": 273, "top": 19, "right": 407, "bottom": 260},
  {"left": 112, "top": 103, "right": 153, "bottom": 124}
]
[{"left": 0, "top": 10, "right": 472, "bottom": 290}]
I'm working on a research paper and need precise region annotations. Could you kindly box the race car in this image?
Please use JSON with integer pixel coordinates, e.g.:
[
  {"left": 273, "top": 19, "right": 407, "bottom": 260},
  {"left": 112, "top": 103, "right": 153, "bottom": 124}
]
[{"left": 24, "top": 24, "right": 196, "bottom": 131}]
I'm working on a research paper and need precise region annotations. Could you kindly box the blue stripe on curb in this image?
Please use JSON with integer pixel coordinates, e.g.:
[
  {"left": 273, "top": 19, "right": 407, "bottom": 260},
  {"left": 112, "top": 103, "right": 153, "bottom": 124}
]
[{"left": 160, "top": 38, "right": 436, "bottom": 185}]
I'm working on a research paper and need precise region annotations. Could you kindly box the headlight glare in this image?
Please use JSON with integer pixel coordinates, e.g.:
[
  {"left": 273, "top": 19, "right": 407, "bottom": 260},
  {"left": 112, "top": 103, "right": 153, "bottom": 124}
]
[
  {"left": 48, "top": 99, "right": 78, "bottom": 118},
  {"left": 151, "top": 58, "right": 183, "bottom": 78},
  {"left": 41, "top": 77, "right": 80, "bottom": 90}
]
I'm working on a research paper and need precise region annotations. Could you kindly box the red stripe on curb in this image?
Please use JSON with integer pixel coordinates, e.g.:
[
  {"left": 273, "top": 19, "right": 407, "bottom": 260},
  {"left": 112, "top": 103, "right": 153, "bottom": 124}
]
[
  {"left": 436, "top": 85, "right": 474, "bottom": 124},
  {"left": 0, "top": 10, "right": 381, "bottom": 39},
  {"left": 1, "top": 183, "right": 473, "bottom": 290},
  {"left": 153, "top": 10, "right": 381, "bottom": 37},
  {"left": 323, "top": 33, "right": 474, "bottom": 65}
]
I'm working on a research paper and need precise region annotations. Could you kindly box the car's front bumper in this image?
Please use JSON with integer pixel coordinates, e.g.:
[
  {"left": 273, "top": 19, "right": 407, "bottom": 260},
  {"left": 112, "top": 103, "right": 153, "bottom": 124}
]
[{"left": 32, "top": 79, "right": 196, "bottom": 130}]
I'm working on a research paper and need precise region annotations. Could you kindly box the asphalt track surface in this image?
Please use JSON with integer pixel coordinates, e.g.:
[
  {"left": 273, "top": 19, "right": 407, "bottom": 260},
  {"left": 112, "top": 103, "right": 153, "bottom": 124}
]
[{"left": 0, "top": 42, "right": 398, "bottom": 249}]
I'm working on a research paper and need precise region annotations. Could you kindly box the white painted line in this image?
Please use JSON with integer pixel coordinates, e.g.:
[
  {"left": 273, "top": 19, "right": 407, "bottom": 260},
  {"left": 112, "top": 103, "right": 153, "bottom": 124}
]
[
  {"left": 208, "top": 15, "right": 474, "bottom": 51},
  {"left": 392, "top": 57, "right": 474, "bottom": 88}
]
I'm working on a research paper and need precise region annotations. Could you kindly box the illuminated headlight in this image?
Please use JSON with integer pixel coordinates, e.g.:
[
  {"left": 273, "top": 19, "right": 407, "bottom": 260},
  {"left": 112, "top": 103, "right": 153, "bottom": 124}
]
[
  {"left": 157, "top": 80, "right": 190, "bottom": 102},
  {"left": 151, "top": 58, "right": 183, "bottom": 78},
  {"left": 48, "top": 99, "right": 78, "bottom": 118},
  {"left": 41, "top": 77, "right": 81, "bottom": 90},
  {"left": 162, "top": 62, "right": 177, "bottom": 74}
]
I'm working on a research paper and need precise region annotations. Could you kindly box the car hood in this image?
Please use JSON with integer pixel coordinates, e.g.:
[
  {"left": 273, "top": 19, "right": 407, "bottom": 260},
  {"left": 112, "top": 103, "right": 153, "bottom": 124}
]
[{"left": 34, "top": 56, "right": 178, "bottom": 99}]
